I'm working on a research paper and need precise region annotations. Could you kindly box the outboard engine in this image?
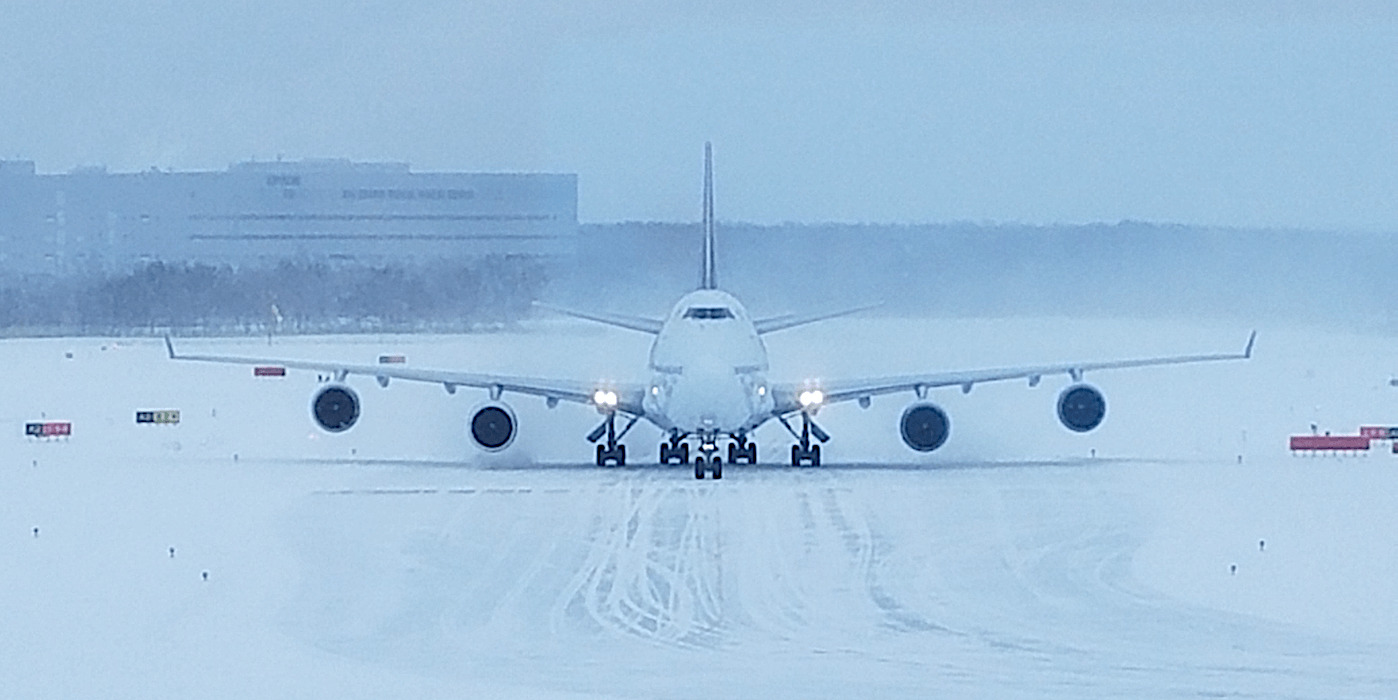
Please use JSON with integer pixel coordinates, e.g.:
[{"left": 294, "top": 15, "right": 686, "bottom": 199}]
[
  {"left": 469, "top": 402, "right": 517, "bottom": 452},
  {"left": 1057, "top": 384, "right": 1106, "bottom": 432},
  {"left": 312, "top": 384, "right": 360, "bottom": 433},
  {"left": 900, "top": 402, "right": 950, "bottom": 452}
]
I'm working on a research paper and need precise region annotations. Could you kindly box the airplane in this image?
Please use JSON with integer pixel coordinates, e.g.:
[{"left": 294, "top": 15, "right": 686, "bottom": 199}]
[{"left": 165, "top": 143, "right": 1256, "bottom": 480}]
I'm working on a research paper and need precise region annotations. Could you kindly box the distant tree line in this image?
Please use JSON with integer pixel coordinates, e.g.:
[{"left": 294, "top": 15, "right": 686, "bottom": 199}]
[
  {"left": 5, "top": 221, "right": 1392, "bottom": 337},
  {"left": 0, "top": 255, "right": 547, "bottom": 336}
]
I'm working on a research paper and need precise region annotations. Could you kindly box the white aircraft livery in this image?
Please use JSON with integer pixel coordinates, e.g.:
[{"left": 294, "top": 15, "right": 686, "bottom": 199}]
[{"left": 167, "top": 143, "right": 1255, "bottom": 479}]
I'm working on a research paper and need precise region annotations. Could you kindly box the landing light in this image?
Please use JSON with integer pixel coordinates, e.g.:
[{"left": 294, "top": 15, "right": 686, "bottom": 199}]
[
  {"left": 799, "top": 389, "right": 825, "bottom": 409},
  {"left": 593, "top": 389, "right": 619, "bottom": 408},
  {"left": 757, "top": 385, "right": 767, "bottom": 396}
]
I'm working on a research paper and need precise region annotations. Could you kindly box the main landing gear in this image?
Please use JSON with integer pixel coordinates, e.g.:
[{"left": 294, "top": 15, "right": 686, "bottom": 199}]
[
  {"left": 781, "top": 412, "right": 829, "bottom": 467},
  {"left": 659, "top": 421, "right": 828, "bottom": 476},
  {"left": 588, "top": 411, "right": 637, "bottom": 467},
  {"left": 727, "top": 434, "right": 757, "bottom": 465},
  {"left": 660, "top": 433, "right": 690, "bottom": 465},
  {"left": 668, "top": 433, "right": 756, "bottom": 479}
]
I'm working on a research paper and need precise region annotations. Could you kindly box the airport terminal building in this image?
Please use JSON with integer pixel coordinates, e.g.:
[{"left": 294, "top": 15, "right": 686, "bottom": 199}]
[{"left": 0, "top": 158, "right": 577, "bottom": 277}]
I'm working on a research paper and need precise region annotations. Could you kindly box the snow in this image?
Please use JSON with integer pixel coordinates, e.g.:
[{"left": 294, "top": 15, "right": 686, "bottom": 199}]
[{"left": 3, "top": 318, "right": 1397, "bottom": 698}]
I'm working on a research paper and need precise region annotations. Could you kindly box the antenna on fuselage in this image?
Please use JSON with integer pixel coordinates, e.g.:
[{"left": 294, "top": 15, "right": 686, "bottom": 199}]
[{"left": 700, "top": 141, "right": 717, "bottom": 290}]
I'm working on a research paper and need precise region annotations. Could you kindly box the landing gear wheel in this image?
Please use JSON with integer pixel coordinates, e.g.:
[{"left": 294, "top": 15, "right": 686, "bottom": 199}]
[
  {"left": 712, "top": 457, "right": 723, "bottom": 480},
  {"left": 788, "top": 412, "right": 825, "bottom": 467},
  {"left": 727, "top": 440, "right": 756, "bottom": 465},
  {"left": 694, "top": 456, "right": 706, "bottom": 480},
  {"left": 596, "top": 443, "right": 626, "bottom": 467},
  {"left": 592, "top": 412, "right": 628, "bottom": 467},
  {"left": 660, "top": 440, "right": 689, "bottom": 465}
]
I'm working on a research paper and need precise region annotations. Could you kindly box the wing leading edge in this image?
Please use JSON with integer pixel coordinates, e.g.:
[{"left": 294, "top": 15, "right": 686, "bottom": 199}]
[
  {"left": 752, "top": 304, "right": 881, "bottom": 335},
  {"left": 770, "top": 331, "right": 1256, "bottom": 415},
  {"left": 164, "top": 337, "right": 648, "bottom": 415},
  {"left": 532, "top": 302, "right": 665, "bottom": 334}
]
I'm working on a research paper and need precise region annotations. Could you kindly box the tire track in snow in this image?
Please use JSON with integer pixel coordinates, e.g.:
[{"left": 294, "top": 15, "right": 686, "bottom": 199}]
[
  {"left": 817, "top": 480, "right": 957, "bottom": 637},
  {"left": 718, "top": 480, "right": 819, "bottom": 642},
  {"left": 280, "top": 464, "right": 1398, "bottom": 698},
  {"left": 552, "top": 471, "right": 726, "bottom": 649}
]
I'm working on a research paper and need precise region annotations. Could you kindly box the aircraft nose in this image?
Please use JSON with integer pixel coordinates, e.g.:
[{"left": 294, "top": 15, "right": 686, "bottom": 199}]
[{"left": 667, "top": 367, "right": 750, "bottom": 431}]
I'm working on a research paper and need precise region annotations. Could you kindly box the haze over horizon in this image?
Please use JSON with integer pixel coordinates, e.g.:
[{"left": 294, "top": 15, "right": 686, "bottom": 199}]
[{"left": 2, "top": 1, "right": 1396, "bottom": 229}]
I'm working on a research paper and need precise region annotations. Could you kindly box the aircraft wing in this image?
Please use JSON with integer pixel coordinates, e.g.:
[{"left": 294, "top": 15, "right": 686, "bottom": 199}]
[
  {"left": 532, "top": 302, "right": 665, "bottom": 334},
  {"left": 769, "top": 331, "right": 1255, "bottom": 415},
  {"left": 164, "top": 337, "right": 649, "bottom": 415},
  {"left": 753, "top": 303, "right": 881, "bottom": 335}
]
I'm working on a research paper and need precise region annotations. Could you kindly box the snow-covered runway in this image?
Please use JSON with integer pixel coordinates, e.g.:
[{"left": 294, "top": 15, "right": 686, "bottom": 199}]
[
  {"left": 4, "top": 319, "right": 1397, "bottom": 698},
  {"left": 276, "top": 462, "right": 1397, "bottom": 699}
]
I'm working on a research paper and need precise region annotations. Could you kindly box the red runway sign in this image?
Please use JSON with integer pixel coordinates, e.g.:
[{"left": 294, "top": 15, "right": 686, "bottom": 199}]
[
  {"left": 1290, "top": 435, "right": 1370, "bottom": 451},
  {"left": 1359, "top": 426, "right": 1398, "bottom": 439},
  {"left": 25, "top": 421, "right": 72, "bottom": 437}
]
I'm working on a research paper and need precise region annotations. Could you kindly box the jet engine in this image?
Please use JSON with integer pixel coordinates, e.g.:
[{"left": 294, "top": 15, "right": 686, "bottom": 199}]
[
  {"left": 469, "top": 402, "right": 517, "bottom": 452},
  {"left": 1057, "top": 384, "right": 1106, "bottom": 432},
  {"left": 312, "top": 384, "right": 360, "bottom": 433},
  {"left": 900, "top": 402, "right": 950, "bottom": 452}
]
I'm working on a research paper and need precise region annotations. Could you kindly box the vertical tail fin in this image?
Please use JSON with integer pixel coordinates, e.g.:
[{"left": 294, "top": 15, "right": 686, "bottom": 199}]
[{"left": 700, "top": 141, "right": 717, "bottom": 290}]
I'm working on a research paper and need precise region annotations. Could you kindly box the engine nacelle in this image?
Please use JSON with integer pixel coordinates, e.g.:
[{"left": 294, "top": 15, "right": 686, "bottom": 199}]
[
  {"left": 469, "top": 402, "right": 517, "bottom": 452},
  {"left": 312, "top": 384, "right": 360, "bottom": 433},
  {"left": 1057, "top": 383, "right": 1106, "bottom": 433},
  {"left": 900, "top": 402, "right": 950, "bottom": 452}
]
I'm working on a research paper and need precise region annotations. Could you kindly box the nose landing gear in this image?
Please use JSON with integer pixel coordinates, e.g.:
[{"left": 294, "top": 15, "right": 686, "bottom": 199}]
[
  {"left": 693, "top": 433, "right": 723, "bottom": 480},
  {"left": 694, "top": 454, "right": 722, "bottom": 480},
  {"left": 665, "top": 433, "right": 758, "bottom": 479}
]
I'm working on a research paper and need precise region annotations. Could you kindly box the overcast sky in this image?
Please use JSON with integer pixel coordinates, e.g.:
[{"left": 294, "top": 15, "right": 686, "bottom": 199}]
[{"left": 2, "top": 1, "right": 1397, "bottom": 228}]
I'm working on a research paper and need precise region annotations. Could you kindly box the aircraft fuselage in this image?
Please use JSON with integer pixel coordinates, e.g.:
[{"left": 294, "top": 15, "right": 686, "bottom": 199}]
[{"left": 642, "top": 289, "right": 774, "bottom": 436}]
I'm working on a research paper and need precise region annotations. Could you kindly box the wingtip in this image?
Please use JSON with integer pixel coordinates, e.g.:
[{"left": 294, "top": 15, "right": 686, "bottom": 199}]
[
  {"left": 163, "top": 335, "right": 176, "bottom": 359},
  {"left": 1244, "top": 330, "right": 1257, "bottom": 359}
]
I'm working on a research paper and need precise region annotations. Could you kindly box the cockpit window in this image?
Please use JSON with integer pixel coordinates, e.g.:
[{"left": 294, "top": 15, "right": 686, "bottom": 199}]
[{"left": 684, "top": 306, "right": 734, "bottom": 320}]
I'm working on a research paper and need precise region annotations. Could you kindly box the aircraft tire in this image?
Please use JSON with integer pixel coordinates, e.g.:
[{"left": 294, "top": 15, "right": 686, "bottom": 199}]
[{"left": 791, "top": 444, "right": 821, "bottom": 467}]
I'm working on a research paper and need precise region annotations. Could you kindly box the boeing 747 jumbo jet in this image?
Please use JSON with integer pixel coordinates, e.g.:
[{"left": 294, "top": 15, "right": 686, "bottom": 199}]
[{"left": 167, "top": 144, "right": 1255, "bottom": 479}]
